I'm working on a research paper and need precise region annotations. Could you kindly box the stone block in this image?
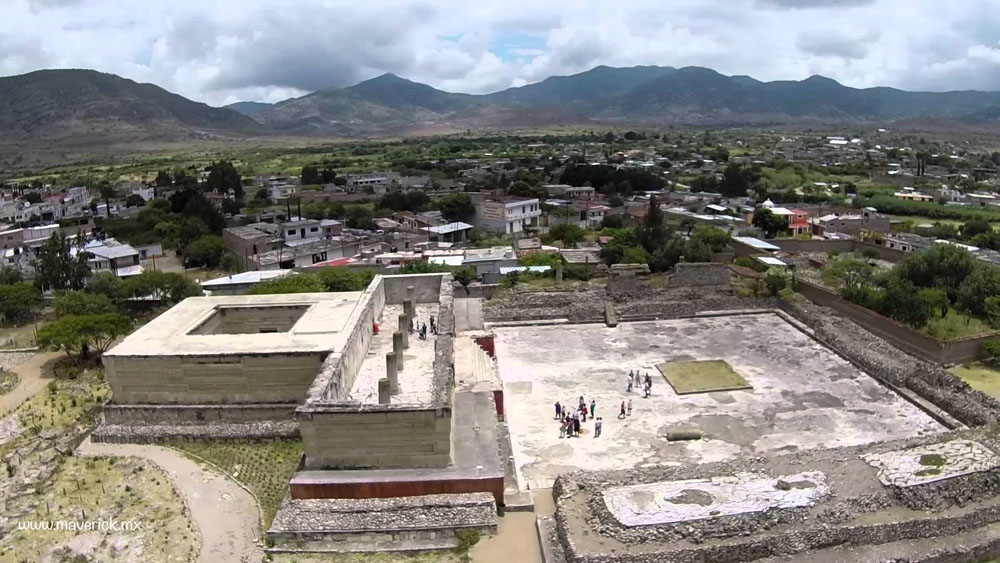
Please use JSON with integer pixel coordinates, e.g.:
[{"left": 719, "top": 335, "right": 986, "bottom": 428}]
[
  {"left": 392, "top": 332, "right": 405, "bottom": 371},
  {"left": 398, "top": 313, "right": 409, "bottom": 349},
  {"left": 378, "top": 378, "right": 391, "bottom": 404},
  {"left": 386, "top": 352, "right": 399, "bottom": 393}
]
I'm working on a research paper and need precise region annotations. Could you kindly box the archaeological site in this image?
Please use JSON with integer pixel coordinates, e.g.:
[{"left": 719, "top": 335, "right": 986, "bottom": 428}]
[{"left": 94, "top": 265, "right": 1000, "bottom": 561}]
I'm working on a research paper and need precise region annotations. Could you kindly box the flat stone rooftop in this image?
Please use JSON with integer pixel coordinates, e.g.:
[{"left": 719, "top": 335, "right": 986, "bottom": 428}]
[
  {"left": 105, "top": 292, "right": 363, "bottom": 357},
  {"left": 492, "top": 313, "right": 945, "bottom": 490}
]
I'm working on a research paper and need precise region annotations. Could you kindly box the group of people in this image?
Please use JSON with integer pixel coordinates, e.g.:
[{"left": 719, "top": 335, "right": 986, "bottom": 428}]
[
  {"left": 555, "top": 397, "right": 603, "bottom": 438},
  {"left": 627, "top": 369, "right": 654, "bottom": 398},
  {"left": 409, "top": 315, "right": 437, "bottom": 340}
]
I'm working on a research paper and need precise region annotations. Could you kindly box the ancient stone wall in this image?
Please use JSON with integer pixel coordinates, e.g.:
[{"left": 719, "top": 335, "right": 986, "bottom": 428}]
[
  {"left": 668, "top": 263, "right": 731, "bottom": 287},
  {"left": 382, "top": 273, "right": 445, "bottom": 304},
  {"left": 298, "top": 407, "right": 452, "bottom": 469},
  {"left": 102, "top": 403, "right": 297, "bottom": 425},
  {"left": 104, "top": 353, "right": 325, "bottom": 404}
]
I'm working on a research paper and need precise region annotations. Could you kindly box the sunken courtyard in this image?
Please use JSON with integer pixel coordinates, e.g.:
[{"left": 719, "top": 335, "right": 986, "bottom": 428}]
[{"left": 91, "top": 265, "right": 1000, "bottom": 561}]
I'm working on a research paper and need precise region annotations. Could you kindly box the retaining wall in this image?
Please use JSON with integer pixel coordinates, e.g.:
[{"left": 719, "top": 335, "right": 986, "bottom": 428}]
[
  {"left": 796, "top": 280, "right": 997, "bottom": 365},
  {"left": 104, "top": 353, "right": 325, "bottom": 404},
  {"left": 298, "top": 408, "right": 452, "bottom": 469},
  {"left": 102, "top": 403, "right": 298, "bottom": 425},
  {"left": 382, "top": 273, "right": 444, "bottom": 304}
]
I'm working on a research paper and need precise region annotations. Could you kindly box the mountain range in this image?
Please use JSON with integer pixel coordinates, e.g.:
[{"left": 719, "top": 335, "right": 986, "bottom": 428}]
[{"left": 2, "top": 65, "right": 1000, "bottom": 158}]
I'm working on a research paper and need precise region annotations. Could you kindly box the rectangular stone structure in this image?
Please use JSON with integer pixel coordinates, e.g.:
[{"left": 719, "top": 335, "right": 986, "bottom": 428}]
[
  {"left": 386, "top": 352, "right": 399, "bottom": 393},
  {"left": 378, "top": 378, "right": 391, "bottom": 404},
  {"left": 398, "top": 313, "right": 410, "bottom": 349},
  {"left": 392, "top": 331, "right": 405, "bottom": 371}
]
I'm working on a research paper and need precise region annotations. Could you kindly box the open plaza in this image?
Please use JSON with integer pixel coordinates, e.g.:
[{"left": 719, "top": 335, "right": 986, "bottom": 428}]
[{"left": 494, "top": 313, "right": 944, "bottom": 490}]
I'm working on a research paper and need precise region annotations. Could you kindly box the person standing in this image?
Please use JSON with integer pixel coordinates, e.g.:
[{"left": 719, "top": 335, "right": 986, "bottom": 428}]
[
  {"left": 573, "top": 415, "right": 580, "bottom": 437},
  {"left": 430, "top": 315, "right": 436, "bottom": 334},
  {"left": 559, "top": 419, "right": 566, "bottom": 438},
  {"left": 594, "top": 417, "right": 603, "bottom": 438},
  {"left": 627, "top": 376, "right": 633, "bottom": 393},
  {"left": 555, "top": 401, "right": 562, "bottom": 420},
  {"left": 589, "top": 399, "right": 596, "bottom": 418},
  {"left": 618, "top": 401, "right": 626, "bottom": 419},
  {"left": 627, "top": 398, "right": 633, "bottom": 416}
]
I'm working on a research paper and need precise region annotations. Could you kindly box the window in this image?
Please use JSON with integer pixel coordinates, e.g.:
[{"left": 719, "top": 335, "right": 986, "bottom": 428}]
[
  {"left": 310, "top": 227, "right": 318, "bottom": 232},
  {"left": 287, "top": 230, "right": 295, "bottom": 236}
]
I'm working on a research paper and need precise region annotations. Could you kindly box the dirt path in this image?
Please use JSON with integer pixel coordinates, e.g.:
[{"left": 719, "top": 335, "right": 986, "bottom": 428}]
[
  {"left": 0, "top": 351, "right": 62, "bottom": 417},
  {"left": 471, "top": 490, "right": 551, "bottom": 563},
  {"left": 76, "top": 437, "right": 264, "bottom": 563}
]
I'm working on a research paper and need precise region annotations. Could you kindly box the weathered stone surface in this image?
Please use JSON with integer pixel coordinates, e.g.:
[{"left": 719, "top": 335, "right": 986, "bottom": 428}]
[{"left": 863, "top": 439, "right": 1000, "bottom": 487}]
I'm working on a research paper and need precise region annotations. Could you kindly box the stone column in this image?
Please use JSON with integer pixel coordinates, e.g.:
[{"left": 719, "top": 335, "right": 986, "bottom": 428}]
[
  {"left": 386, "top": 352, "right": 399, "bottom": 393},
  {"left": 392, "top": 331, "right": 405, "bottom": 371},
  {"left": 378, "top": 378, "right": 391, "bottom": 404},
  {"left": 398, "top": 313, "right": 409, "bottom": 349},
  {"left": 556, "top": 264, "right": 563, "bottom": 283},
  {"left": 403, "top": 299, "right": 415, "bottom": 323}
]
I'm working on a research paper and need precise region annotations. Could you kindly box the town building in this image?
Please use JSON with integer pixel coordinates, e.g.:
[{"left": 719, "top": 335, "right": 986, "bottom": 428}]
[
  {"left": 811, "top": 208, "right": 891, "bottom": 237},
  {"left": 471, "top": 194, "right": 541, "bottom": 236}
]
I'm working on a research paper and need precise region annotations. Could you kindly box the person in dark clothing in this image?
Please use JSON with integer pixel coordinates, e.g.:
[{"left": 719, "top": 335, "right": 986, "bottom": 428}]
[
  {"left": 589, "top": 399, "right": 596, "bottom": 418},
  {"left": 573, "top": 416, "right": 580, "bottom": 437},
  {"left": 618, "top": 401, "right": 626, "bottom": 419},
  {"left": 430, "top": 315, "right": 436, "bottom": 334},
  {"left": 554, "top": 401, "right": 562, "bottom": 419}
]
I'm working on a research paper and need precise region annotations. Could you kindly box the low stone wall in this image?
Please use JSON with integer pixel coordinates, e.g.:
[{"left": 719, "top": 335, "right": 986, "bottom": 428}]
[
  {"left": 268, "top": 493, "right": 498, "bottom": 552},
  {"left": 795, "top": 280, "right": 999, "bottom": 365},
  {"left": 668, "top": 263, "right": 731, "bottom": 287},
  {"left": 102, "top": 403, "right": 298, "bottom": 425},
  {"left": 91, "top": 420, "right": 300, "bottom": 442}
]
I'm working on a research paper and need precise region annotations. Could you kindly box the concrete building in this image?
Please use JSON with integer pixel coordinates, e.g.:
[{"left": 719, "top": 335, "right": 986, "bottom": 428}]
[
  {"left": 472, "top": 195, "right": 541, "bottom": 236},
  {"left": 80, "top": 238, "right": 143, "bottom": 277},
  {"left": 544, "top": 184, "right": 596, "bottom": 199},
  {"left": 812, "top": 207, "right": 891, "bottom": 237}
]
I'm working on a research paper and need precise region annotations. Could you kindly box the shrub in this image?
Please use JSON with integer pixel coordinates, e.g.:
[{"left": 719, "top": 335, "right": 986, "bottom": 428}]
[{"left": 454, "top": 529, "right": 481, "bottom": 554}]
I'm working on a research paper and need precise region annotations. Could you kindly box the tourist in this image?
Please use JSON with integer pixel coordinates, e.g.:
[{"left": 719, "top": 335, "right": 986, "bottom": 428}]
[
  {"left": 589, "top": 399, "right": 596, "bottom": 418},
  {"left": 594, "top": 417, "right": 603, "bottom": 438},
  {"left": 626, "top": 376, "right": 633, "bottom": 393},
  {"left": 634, "top": 371, "right": 641, "bottom": 388},
  {"left": 581, "top": 408, "right": 587, "bottom": 422},
  {"left": 554, "top": 401, "right": 562, "bottom": 419},
  {"left": 430, "top": 315, "right": 436, "bottom": 334},
  {"left": 410, "top": 319, "right": 415, "bottom": 333},
  {"left": 643, "top": 382, "right": 650, "bottom": 398},
  {"left": 559, "top": 419, "right": 566, "bottom": 438},
  {"left": 627, "top": 398, "right": 633, "bottom": 416},
  {"left": 618, "top": 401, "right": 626, "bottom": 419},
  {"left": 420, "top": 323, "right": 428, "bottom": 340},
  {"left": 573, "top": 415, "right": 580, "bottom": 437},
  {"left": 578, "top": 396, "right": 586, "bottom": 411}
]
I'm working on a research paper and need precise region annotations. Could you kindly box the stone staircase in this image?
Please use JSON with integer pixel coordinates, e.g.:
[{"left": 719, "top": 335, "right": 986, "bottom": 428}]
[{"left": 454, "top": 337, "right": 499, "bottom": 388}]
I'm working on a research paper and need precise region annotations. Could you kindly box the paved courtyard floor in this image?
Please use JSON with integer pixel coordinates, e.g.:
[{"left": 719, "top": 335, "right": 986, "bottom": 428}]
[{"left": 492, "top": 314, "right": 945, "bottom": 490}]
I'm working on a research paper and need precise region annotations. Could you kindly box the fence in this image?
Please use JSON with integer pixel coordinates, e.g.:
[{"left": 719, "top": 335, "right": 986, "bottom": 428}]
[{"left": 794, "top": 280, "right": 998, "bottom": 365}]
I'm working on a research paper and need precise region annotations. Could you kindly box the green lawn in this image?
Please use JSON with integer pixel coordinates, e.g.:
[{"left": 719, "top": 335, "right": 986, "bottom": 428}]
[
  {"left": 920, "top": 309, "right": 995, "bottom": 341},
  {"left": 169, "top": 439, "right": 304, "bottom": 527},
  {"left": 952, "top": 363, "right": 1000, "bottom": 398},
  {"left": 657, "top": 359, "right": 752, "bottom": 395}
]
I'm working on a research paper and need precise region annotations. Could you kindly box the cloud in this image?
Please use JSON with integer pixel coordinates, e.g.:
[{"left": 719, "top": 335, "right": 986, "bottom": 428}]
[
  {"left": 796, "top": 32, "right": 874, "bottom": 60},
  {"left": 756, "top": 0, "right": 874, "bottom": 8},
  {"left": 0, "top": 0, "right": 997, "bottom": 105}
]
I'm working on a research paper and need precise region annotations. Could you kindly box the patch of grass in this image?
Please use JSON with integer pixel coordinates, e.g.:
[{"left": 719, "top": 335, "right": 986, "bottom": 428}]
[
  {"left": 916, "top": 468, "right": 941, "bottom": 477},
  {"left": 919, "top": 453, "right": 947, "bottom": 467},
  {"left": 0, "top": 456, "right": 198, "bottom": 562},
  {"left": 953, "top": 363, "right": 1000, "bottom": 398},
  {"left": 657, "top": 359, "right": 752, "bottom": 395},
  {"left": 0, "top": 321, "right": 44, "bottom": 349},
  {"left": 11, "top": 361, "right": 108, "bottom": 442},
  {"left": 169, "top": 439, "right": 304, "bottom": 527},
  {"left": 921, "top": 308, "right": 995, "bottom": 341}
]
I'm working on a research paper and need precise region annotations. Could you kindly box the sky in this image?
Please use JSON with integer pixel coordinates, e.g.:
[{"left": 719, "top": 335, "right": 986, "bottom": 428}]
[{"left": 2, "top": 0, "right": 999, "bottom": 106}]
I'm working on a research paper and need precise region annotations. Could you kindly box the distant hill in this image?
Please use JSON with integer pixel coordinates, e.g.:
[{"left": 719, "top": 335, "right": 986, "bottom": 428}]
[
  {"left": 224, "top": 101, "right": 274, "bottom": 116},
  {"left": 4, "top": 65, "right": 1000, "bottom": 155},
  {"left": 0, "top": 69, "right": 259, "bottom": 136}
]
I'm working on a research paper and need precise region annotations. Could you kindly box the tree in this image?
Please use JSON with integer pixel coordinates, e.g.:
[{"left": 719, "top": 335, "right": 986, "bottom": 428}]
[
  {"left": 53, "top": 291, "right": 114, "bottom": 317},
  {"left": 881, "top": 278, "right": 934, "bottom": 327},
  {"left": 301, "top": 165, "right": 321, "bottom": 185},
  {"left": 183, "top": 235, "right": 225, "bottom": 268},
  {"left": 314, "top": 267, "right": 374, "bottom": 291},
  {"left": 378, "top": 190, "right": 429, "bottom": 212},
  {"left": 621, "top": 246, "right": 648, "bottom": 264},
  {"left": 34, "top": 232, "right": 91, "bottom": 291},
  {"left": 548, "top": 223, "right": 585, "bottom": 246},
  {"left": 154, "top": 170, "right": 173, "bottom": 187},
  {"left": 752, "top": 208, "right": 788, "bottom": 238},
  {"left": 765, "top": 268, "right": 788, "bottom": 296},
  {"left": 169, "top": 188, "right": 225, "bottom": 234},
  {"left": 438, "top": 192, "right": 475, "bottom": 223},
  {"left": 985, "top": 340, "right": 1000, "bottom": 368},
  {"left": 690, "top": 226, "right": 731, "bottom": 253},
  {"left": 648, "top": 237, "right": 685, "bottom": 273},
  {"left": 957, "top": 264, "right": 1000, "bottom": 316},
  {"left": 206, "top": 161, "right": 243, "bottom": 199},
  {"left": 918, "top": 288, "right": 949, "bottom": 319},
  {"left": 0, "top": 266, "right": 22, "bottom": 285},
  {"left": 23, "top": 192, "right": 42, "bottom": 204},
  {"left": 345, "top": 206, "right": 377, "bottom": 230},
  {"left": 987, "top": 296, "right": 1000, "bottom": 328},
  {"left": 684, "top": 240, "right": 713, "bottom": 263},
  {"left": 961, "top": 219, "right": 992, "bottom": 240},
  {"left": 454, "top": 267, "right": 475, "bottom": 295},
  {"left": 821, "top": 258, "right": 874, "bottom": 290},
  {"left": 36, "top": 313, "right": 131, "bottom": 362},
  {"left": 90, "top": 272, "right": 128, "bottom": 303},
  {"left": 601, "top": 214, "right": 625, "bottom": 229},
  {"left": 637, "top": 196, "right": 668, "bottom": 253},
  {"left": 719, "top": 163, "right": 751, "bottom": 197},
  {"left": 0, "top": 283, "right": 41, "bottom": 325},
  {"left": 125, "top": 194, "right": 146, "bottom": 208},
  {"left": 246, "top": 274, "right": 325, "bottom": 295},
  {"left": 122, "top": 271, "right": 200, "bottom": 304}
]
